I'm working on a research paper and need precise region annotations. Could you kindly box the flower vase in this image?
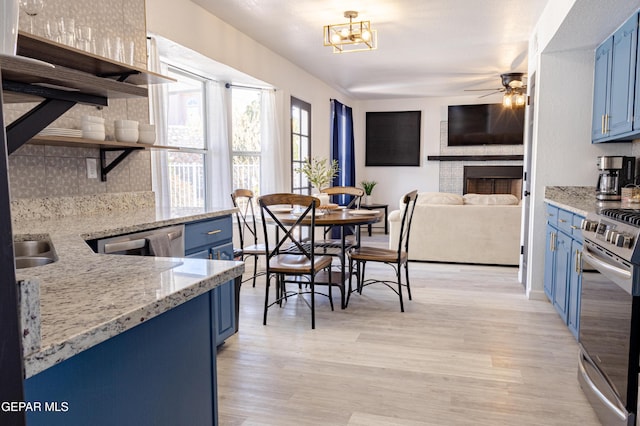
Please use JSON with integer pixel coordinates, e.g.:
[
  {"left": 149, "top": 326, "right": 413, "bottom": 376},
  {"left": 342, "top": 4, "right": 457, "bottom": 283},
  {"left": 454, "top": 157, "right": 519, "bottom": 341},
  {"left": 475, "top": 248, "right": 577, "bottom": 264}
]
[
  {"left": 316, "top": 192, "right": 330, "bottom": 207},
  {"left": 1, "top": 0, "right": 19, "bottom": 56},
  {"left": 364, "top": 195, "right": 372, "bottom": 206}
]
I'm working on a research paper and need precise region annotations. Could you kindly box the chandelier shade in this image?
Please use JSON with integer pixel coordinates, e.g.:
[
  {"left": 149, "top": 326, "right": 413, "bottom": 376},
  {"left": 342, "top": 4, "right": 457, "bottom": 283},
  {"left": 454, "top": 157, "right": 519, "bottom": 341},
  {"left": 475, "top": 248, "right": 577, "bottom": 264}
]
[{"left": 324, "top": 11, "right": 377, "bottom": 53}]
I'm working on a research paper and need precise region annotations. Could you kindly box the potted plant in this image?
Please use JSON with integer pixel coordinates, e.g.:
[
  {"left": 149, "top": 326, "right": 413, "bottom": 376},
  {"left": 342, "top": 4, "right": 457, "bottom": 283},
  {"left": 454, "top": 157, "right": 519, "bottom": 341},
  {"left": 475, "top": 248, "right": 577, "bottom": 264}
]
[
  {"left": 361, "top": 180, "right": 377, "bottom": 205},
  {"left": 296, "top": 157, "right": 339, "bottom": 205}
]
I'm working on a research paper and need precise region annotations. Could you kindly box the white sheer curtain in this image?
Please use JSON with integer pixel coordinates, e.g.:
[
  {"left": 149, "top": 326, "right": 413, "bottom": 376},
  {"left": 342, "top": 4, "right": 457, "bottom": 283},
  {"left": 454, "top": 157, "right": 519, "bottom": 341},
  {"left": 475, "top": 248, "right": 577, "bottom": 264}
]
[
  {"left": 205, "top": 81, "right": 233, "bottom": 209},
  {"left": 260, "top": 89, "right": 287, "bottom": 194},
  {"left": 148, "top": 37, "right": 171, "bottom": 208}
]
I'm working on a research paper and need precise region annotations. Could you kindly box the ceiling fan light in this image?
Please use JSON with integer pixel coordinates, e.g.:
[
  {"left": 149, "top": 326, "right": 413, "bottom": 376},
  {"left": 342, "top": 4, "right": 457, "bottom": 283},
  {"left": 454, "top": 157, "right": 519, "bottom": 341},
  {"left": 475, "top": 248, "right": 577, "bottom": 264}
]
[
  {"left": 503, "top": 93, "right": 513, "bottom": 108},
  {"left": 515, "top": 92, "right": 526, "bottom": 106}
]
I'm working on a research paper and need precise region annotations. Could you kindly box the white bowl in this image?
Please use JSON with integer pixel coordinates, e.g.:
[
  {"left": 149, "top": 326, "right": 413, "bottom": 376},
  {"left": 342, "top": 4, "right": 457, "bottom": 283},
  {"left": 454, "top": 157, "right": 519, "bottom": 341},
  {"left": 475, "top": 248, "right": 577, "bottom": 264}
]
[
  {"left": 114, "top": 119, "right": 138, "bottom": 129},
  {"left": 81, "top": 122, "right": 105, "bottom": 132},
  {"left": 115, "top": 128, "right": 139, "bottom": 142},
  {"left": 139, "top": 123, "right": 156, "bottom": 132},
  {"left": 82, "top": 115, "right": 105, "bottom": 124},
  {"left": 82, "top": 130, "right": 106, "bottom": 141},
  {"left": 137, "top": 131, "right": 156, "bottom": 144}
]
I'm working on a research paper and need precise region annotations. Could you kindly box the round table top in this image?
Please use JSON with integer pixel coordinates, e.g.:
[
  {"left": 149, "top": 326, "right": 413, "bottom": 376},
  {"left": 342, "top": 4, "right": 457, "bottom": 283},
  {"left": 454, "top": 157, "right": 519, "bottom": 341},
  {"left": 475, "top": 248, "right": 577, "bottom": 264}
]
[{"left": 275, "top": 208, "right": 383, "bottom": 226}]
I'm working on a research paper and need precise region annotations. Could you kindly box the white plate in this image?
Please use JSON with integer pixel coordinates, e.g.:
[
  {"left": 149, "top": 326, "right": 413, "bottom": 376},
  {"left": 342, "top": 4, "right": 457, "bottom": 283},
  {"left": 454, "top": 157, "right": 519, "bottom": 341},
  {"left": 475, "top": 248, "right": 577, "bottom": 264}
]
[
  {"left": 348, "top": 209, "right": 378, "bottom": 215},
  {"left": 0, "top": 54, "right": 55, "bottom": 68}
]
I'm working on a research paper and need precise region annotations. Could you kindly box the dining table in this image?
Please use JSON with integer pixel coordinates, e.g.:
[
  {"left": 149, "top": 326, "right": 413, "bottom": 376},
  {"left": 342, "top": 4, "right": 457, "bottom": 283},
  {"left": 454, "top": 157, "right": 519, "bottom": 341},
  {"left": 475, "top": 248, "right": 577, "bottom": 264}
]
[{"left": 275, "top": 206, "right": 384, "bottom": 308}]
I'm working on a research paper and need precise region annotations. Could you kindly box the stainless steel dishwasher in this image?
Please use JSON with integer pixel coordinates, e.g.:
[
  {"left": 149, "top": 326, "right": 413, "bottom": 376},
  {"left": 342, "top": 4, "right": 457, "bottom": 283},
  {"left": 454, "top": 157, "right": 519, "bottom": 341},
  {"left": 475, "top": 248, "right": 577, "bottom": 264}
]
[{"left": 96, "top": 224, "right": 185, "bottom": 257}]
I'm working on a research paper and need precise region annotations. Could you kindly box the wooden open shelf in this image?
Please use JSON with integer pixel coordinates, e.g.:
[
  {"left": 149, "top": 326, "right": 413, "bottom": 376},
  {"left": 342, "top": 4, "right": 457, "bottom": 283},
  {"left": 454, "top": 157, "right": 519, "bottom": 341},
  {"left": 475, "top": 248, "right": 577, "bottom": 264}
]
[{"left": 29, "top": 135, "right": 177, "bottom": 151}]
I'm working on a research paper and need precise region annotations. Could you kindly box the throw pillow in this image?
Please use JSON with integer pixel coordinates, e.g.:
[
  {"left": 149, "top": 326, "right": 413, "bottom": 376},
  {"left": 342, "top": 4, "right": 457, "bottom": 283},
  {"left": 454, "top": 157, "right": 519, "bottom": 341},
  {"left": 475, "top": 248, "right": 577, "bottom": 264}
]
[
  {"left": 417, "top": 192, "right": 464, "bottom": 205},
  {"left": 463, "top": 193, "right": 519, "bottom": 205}
]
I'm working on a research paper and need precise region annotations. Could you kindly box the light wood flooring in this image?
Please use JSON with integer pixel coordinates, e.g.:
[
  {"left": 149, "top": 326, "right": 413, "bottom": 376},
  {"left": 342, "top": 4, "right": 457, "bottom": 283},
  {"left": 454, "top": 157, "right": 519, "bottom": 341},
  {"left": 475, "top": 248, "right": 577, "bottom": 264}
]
[{"left": 216, "top": 235, "right": 601, "bottom": 425}]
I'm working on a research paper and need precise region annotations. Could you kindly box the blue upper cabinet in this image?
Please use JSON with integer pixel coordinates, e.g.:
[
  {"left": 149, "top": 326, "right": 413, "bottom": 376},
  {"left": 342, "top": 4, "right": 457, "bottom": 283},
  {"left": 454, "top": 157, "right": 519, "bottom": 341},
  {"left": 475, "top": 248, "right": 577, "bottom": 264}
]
[
  {"left": 592, "top": 38, "right": 612, "bottom": 141},
  {"left": 593, "top": 12, "right": 639, "bottom": 143}
]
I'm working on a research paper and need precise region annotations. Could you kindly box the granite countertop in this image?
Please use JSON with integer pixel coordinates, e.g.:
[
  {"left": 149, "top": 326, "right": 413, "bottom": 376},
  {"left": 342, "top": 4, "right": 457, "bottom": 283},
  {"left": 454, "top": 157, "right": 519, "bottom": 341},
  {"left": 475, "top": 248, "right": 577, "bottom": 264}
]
[
  {"left": 13, "top": 202, "right": 243, "bottom": 379},
  {"left": 544, "top": 186, "right": 622, "bottom": 215}
]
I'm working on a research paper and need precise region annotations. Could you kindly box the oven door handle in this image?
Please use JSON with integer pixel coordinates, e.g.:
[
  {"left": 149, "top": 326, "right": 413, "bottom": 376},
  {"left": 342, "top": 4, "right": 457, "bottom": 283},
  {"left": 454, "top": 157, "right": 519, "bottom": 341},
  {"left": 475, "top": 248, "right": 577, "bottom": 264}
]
[{"left": 582, "top": 246, "right": 632, "bottom": 280}]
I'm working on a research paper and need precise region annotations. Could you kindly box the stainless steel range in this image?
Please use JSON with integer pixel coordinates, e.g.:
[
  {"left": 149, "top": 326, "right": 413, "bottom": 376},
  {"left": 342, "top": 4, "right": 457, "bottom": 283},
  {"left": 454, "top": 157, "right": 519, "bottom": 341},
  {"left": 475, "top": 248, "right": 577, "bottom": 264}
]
[{"left": 579, "top": 208, "right": 640, "bottom": 426}]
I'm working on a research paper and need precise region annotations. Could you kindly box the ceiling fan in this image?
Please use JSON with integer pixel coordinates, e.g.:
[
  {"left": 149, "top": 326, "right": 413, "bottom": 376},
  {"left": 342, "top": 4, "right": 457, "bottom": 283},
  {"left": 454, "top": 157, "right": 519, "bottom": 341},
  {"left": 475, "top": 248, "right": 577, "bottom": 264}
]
[{"left": 465, "top": 73, "right": 528, "bottom": 106}]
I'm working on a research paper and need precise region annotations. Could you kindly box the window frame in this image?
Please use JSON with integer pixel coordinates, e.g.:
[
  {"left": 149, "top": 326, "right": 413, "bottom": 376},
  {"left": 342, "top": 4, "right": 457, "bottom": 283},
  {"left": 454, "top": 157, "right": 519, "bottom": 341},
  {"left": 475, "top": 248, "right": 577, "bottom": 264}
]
[{"left": 291, "top": 97, "right": 311, "bottom": 195}]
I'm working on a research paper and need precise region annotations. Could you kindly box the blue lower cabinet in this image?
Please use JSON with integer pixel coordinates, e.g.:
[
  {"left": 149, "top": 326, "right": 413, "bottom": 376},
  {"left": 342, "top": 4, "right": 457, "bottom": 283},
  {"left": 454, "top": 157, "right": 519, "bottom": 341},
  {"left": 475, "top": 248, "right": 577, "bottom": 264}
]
[
  {"left": 185, "top": 217, "right": 237, "bottom": 346},
  {"left": 543, "top": 203, "right": 584, "bottom": 340},
  {"left": 24, "top": 292, "right": 218, "bottom": 426}
]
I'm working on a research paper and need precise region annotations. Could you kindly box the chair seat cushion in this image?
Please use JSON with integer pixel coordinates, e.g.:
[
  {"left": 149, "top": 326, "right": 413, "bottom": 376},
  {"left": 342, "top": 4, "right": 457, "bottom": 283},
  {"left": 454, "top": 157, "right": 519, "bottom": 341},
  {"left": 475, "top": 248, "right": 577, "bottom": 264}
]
[
  {"left": 349, "top": 246, "right": 407, "bottom": 263},
  {"left": 242, "top": 243, "right": 267, "bottom": 255},
  {"left": 269, "top": 254, "right": 333, "bottom": 274}
]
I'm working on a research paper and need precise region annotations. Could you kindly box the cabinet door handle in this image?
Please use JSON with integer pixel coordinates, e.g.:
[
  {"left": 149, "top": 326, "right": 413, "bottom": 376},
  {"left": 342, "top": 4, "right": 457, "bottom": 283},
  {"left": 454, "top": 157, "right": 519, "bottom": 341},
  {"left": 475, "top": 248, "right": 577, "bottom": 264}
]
[
  {"left": 559, "top": 219, "right": 567, "bottom": 223},
  {"left": 575, "top": 249, "right": 582, "bottom": 274},
  {"left": 550, "top": 232, "right": 556, "bottom": 252},
  {"left": 602, "top": 114, "right": 606, "bottom": 134},
  {"left": 605, "top": 114, "right": 609, "bottom": 133},
  {"left": 571, "top": 225, "right": 579, "bottom": 230},
  {"left": 207, "top": 229, "right": 222, "bottom": 235}
]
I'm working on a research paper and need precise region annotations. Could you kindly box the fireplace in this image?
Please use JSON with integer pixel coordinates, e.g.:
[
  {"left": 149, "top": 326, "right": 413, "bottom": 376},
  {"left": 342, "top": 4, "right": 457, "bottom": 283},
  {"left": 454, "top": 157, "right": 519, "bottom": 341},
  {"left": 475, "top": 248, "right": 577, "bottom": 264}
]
[{"left": 463, "top": 166, "right": 523, "bottom": 200}]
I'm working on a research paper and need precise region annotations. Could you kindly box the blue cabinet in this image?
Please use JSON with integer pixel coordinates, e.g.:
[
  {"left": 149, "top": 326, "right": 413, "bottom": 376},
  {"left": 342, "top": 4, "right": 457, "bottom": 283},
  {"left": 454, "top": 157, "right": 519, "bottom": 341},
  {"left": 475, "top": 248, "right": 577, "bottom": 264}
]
[
  {"left": 592, "top": 12, "right": 639, "bottom": 142},
  {"left": 185, "top": 215, "right": 237, "bottom": 346},
  {"left": 24, "top": 291, "right": 219, "bottom": 426},
  {"left": 544, "top": 203, "right": 584, "bottom": 339}
]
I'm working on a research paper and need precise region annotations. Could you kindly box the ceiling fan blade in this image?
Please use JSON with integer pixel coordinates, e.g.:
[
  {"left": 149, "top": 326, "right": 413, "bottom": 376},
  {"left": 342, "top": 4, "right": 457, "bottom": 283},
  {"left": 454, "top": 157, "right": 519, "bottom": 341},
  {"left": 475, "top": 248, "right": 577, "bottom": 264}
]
[
  {"left": 478, "top": 90, "right": 503, "bottom": 98},
  {"left": 464, "top": 87, "right": 502, "bottom": 92}
]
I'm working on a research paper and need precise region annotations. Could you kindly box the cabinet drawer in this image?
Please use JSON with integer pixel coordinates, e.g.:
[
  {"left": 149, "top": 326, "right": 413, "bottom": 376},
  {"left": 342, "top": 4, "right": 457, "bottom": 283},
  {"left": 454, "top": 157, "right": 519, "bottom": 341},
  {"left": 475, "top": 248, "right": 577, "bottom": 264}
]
[
  {"left": 185, "top": 216, "right": 232, "bottom": 251},
  {"left": 557, "top": 209, "right": 574, "bottom": 234},
  {"left": 546, "top": 204, "right": 559, "bottom": 227},
  {"left": 572, "top": 214, "right": 585, "bottom": 241},
  {"left": 210, "top": 242, "right": 234, "bottom": 261}
]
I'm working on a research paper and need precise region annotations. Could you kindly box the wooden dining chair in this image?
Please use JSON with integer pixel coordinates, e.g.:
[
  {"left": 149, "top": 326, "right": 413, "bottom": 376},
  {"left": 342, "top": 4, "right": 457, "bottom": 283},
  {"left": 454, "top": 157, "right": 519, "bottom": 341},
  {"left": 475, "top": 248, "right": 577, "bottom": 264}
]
[
  {"left": 258, "top": 193, "right": 334, "bottom": 329},
  {"left": 320, "top": 186, "right": 364, "bottom": 209},
  {"left": 347, "top": 190, "right": 418, "bottom": 312},
  {"left": 231, "top": 189, "right": 267, "bottom": 287}
]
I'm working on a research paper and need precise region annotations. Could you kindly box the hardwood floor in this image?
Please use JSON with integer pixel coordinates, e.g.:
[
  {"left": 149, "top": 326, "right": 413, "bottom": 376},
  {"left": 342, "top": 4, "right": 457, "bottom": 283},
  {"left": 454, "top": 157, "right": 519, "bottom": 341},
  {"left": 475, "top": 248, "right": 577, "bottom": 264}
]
[{"left": 217, "top": 235, "right": 600, "bottom": 425}]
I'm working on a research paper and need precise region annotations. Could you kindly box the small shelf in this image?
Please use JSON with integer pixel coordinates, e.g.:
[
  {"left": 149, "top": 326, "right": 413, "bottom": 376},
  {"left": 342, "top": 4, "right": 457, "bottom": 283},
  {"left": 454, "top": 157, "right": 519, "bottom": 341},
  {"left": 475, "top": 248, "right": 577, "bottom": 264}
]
[{"left": 29, "top": 135, "right": 176, "bottom": 150}]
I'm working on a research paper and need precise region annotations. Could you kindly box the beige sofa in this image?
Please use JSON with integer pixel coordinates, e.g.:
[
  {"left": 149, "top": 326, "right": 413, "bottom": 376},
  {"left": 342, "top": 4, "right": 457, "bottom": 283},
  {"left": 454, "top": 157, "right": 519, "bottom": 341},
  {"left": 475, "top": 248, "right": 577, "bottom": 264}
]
[{"left": 388, "top": 192, "right": 522, "bottom": 265}]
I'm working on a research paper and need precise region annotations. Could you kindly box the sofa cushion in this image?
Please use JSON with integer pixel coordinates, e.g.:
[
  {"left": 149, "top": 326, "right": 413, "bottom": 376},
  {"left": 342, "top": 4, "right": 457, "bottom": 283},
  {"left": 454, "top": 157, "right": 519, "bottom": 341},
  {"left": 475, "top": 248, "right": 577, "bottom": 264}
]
[
  {"left": 416, "top": 192, "right": 464, "bottom": 205},
  {"left": 463, "top": 193, "right": 519, "bottom": 205}
]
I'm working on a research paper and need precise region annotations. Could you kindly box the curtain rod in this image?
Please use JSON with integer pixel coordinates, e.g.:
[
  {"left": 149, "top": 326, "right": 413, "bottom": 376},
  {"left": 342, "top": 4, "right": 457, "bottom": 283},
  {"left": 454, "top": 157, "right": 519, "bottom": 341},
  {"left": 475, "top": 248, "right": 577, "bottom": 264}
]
[{"left": 225, "top": 82, "right": 275, "bottom": 92}]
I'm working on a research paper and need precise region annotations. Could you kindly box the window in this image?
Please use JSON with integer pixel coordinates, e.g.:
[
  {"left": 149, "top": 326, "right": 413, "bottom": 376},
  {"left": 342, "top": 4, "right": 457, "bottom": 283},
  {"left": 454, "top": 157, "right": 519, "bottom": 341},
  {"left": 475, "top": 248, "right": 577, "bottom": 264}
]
[
  {"left": 231, "top": 87, "right": 262, "bottom": 196},
  {"left": 166, "top": 67, "right": 206, "bottom": 208},
  {"left": 291, "top": 97, "right": 311, "bottom": 194}
]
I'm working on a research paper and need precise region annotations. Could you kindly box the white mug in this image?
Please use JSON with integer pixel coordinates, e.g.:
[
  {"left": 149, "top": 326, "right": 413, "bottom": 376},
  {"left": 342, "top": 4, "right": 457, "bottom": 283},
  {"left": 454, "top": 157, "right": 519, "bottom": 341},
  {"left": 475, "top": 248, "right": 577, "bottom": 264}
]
[{"left": 0, "top": 0, "right": 20, "bottom": 56}]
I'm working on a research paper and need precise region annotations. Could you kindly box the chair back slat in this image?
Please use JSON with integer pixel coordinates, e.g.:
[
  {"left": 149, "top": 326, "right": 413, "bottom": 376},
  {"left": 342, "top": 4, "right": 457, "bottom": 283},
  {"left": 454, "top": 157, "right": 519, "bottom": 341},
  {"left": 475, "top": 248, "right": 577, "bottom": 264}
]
[
  {"left": 396, "top": 190, "right": 419, "bottom": 256},
  {"left": 258, "top": 193, "right": 320, "bottom": 268},
  {"left": 231, "top": 189, "right": 259, "bottom": 248},
  {"left": 321, "top": 186, "right": 364, "bottom": 208}
]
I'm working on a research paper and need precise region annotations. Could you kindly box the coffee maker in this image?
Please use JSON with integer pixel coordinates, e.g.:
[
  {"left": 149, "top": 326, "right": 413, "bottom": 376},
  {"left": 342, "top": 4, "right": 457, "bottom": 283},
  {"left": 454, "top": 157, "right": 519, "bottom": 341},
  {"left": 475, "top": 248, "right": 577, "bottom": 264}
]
[{"left": 596, "top": 156, "right": 636, "bottom": 201}]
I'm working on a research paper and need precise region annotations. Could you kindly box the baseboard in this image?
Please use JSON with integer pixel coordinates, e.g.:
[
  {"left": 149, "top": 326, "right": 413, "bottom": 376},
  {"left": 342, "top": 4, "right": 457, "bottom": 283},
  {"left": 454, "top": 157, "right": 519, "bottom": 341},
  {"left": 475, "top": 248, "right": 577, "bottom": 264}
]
[{"left": 527, "top": 288, "right": 547, "bottom": 301}]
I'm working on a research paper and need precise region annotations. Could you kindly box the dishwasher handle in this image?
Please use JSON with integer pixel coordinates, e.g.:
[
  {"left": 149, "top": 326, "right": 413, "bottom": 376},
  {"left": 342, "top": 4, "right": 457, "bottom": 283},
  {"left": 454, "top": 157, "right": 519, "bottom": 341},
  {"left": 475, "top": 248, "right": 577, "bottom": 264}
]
[{"left": 103, "top": 238, "right": 147, "bottom": 254}]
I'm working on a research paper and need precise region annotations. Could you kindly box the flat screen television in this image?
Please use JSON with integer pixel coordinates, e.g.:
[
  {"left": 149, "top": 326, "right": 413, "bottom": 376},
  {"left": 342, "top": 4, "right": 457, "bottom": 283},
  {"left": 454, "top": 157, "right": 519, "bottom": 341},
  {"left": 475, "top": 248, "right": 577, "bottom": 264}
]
[
  {"left": 365, "top": 111, "right": 421, "bottom": 166},
  {"left": 447, "top": 103, "right": 524, "bottom": 146}
]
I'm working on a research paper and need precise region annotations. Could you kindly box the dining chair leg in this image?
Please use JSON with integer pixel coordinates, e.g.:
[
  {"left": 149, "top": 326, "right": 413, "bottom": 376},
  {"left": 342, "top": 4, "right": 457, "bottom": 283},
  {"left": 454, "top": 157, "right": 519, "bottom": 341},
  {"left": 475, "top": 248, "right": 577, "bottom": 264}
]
[
  {"left": 405, "top": 262, "right": 412, "bottom": 300},
  {"left": 358, "top": 261, "right": 365, "bottom": 294},
  {"left": 311, "top": 280, "right": 315, "bottom": 329},
  {"left": 397, "top": 263, "right": 405, "bottom": 312},
  {"left": 347, "top": 259, "right": 354, "bottom": 307},
  {"left": 252, "top": 256, "right": 258, "bottom": 287},
  {"left": 328, "top": 270, "right": 334, "bottom": 312},
  {"left": 263, "top": 274, "right": 270, "bottom": 325}
]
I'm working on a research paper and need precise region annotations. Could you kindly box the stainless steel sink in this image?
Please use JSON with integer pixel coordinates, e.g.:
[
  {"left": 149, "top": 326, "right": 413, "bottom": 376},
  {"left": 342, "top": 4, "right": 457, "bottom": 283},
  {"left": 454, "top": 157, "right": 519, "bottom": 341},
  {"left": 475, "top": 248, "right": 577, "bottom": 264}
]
[{"left": 14, "top": 240, "right": 56, "bottom": 269}]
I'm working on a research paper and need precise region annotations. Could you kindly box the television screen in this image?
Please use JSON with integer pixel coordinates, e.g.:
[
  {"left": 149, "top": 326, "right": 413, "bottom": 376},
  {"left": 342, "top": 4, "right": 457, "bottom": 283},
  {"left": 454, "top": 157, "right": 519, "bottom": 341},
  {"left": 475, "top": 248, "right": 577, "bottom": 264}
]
[
  {"left": 365, "top": 111, "right": 421, "bottom": 166},
  {"left": 447, "top": 104, "right": 524, "bottom": 146}
]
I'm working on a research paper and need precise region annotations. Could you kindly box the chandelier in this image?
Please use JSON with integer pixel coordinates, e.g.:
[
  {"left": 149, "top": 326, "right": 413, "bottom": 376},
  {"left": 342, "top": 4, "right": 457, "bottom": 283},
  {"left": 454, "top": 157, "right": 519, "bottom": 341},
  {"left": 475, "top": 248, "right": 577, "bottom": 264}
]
[{"left": 323, "top": 11, "right": 377, "bottom": 53}]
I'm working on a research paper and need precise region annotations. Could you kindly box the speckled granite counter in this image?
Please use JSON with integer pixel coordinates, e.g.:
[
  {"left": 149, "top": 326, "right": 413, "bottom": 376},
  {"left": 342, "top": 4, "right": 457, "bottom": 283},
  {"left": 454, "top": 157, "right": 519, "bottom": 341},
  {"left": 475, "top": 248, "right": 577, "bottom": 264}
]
[
  {"left": 544, "top": 186, "right": 621, "bottom": 216},
  {"left": 12, "top": 193, "right": 243, "bottom": 379}
]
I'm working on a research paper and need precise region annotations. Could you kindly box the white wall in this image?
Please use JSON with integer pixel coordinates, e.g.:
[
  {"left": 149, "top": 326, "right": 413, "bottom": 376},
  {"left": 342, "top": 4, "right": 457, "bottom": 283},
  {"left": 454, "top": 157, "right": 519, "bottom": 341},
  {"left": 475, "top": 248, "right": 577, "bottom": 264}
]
[{"left": 145, "top": 0, "right": 352, "bottom": 190}]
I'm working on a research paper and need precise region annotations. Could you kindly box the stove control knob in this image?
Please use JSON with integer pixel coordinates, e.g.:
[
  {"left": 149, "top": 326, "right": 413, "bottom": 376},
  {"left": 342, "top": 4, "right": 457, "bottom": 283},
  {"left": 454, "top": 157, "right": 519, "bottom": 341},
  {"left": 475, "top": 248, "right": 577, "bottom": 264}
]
[
  {"left": 617, "top": 234, "right": 634, "bottom": 249},
  {"left": 581, "top": 219, "right": 598, "bottom": 232},
  {"left": 607, "top": 230, "right": 618, "bottom": 243}
]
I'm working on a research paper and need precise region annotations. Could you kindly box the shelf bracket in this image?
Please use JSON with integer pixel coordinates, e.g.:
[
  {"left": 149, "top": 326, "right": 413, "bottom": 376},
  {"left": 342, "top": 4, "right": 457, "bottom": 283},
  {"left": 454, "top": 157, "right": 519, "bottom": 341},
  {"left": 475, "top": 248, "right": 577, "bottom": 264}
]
[
  {"left": 4, "top": 80, "right": 108, "bottom": 154},
  {"left": 99, "top": 147, "right": 142, "bottom": 182}
]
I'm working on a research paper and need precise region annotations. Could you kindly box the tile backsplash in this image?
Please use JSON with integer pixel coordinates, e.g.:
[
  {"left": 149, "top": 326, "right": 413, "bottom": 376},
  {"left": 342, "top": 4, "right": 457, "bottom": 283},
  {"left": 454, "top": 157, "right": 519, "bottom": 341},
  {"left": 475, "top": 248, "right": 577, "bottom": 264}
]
[{"left": 6, "top": 0, "right": 151, "bottom": 200}]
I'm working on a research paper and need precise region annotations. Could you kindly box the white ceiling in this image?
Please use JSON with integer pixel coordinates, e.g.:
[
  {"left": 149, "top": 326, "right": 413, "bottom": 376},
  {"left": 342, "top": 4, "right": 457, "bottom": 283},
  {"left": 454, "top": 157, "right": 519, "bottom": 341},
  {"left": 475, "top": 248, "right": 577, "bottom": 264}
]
[{"left": 190, "top": 0, "right": 550, "bottom": 100}]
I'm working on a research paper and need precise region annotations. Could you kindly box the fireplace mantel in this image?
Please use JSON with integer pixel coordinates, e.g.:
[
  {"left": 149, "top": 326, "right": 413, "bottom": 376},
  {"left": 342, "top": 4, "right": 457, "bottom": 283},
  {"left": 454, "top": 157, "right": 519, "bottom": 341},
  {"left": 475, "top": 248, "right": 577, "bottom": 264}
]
[{"left": 427, "top": 155, "right": 524, "bottom": 161}]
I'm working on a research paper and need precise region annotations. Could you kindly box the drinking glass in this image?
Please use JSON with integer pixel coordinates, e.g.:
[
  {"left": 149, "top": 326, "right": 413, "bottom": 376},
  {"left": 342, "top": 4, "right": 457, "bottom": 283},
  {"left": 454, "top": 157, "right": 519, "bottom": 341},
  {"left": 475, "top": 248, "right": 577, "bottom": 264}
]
[{"left": 19, "top": 0, "right": 45, "bottom": 35}]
